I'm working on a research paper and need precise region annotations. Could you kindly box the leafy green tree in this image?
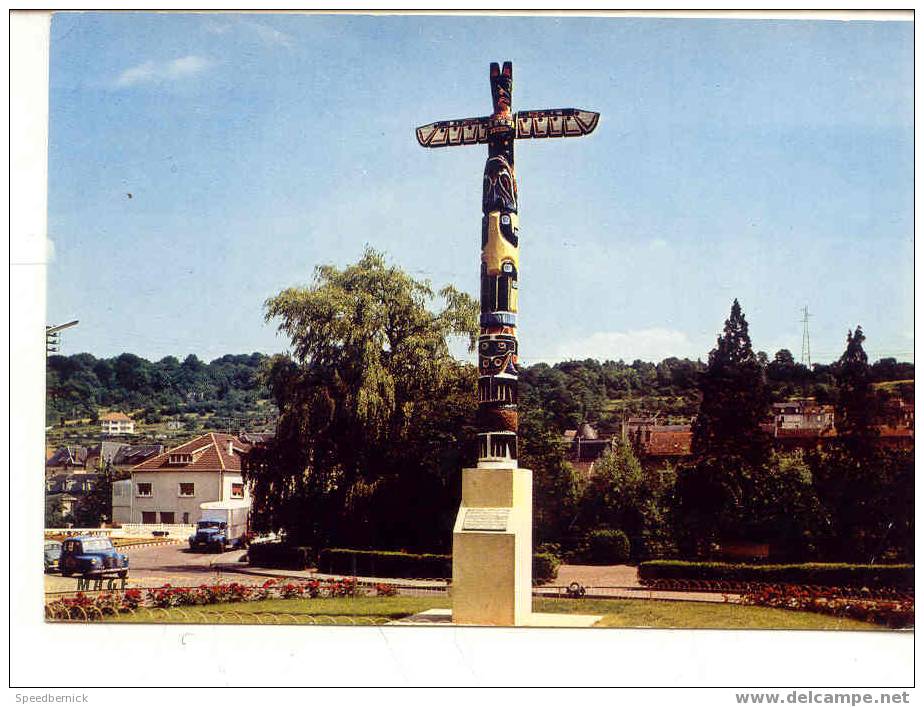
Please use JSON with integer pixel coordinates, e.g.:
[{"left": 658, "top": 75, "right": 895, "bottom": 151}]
[
  {"left": 809, "top": 445, "right": 905, "bottom": 562},
  {"left": 70, "top": 461, "right": 125, "bottom": 527},
  {"left": 244, "top": 248, "right": 478, "bottom": 551},
  {"left": 519, "top": 406, "right": 584, "bottom": 547},
  {"left": 46, "top": 499, "right": 72, "bottom": 528},
  {"left": 518, "top": 364, "right": 582, "bottom": 431},
  {"left": 742, "top": 451, "right": 826, "bottom": 560},
  {"left": 578, "top": 438, "right": 675, "bottom": 559}
]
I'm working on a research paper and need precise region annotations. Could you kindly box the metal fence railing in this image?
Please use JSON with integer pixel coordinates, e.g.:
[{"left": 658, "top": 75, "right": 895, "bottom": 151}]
[{"left": 44, "top": 524, "right": 197, "bottom": 539}]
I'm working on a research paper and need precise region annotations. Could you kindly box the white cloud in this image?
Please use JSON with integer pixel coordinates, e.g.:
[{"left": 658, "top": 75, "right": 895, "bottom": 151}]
[
  {"left": 551, "top": 328, "right": 705, "bottom": 363},
  {"left": 114, "top": 55, "right": 214, "bottom": 88},
  {"left": 203, "top": 20, "right": 232, "bottom": 34},
  {"left": 202, "top": 17, "right": 293, "bottom": 47},
  {"left": 243, "top": 19, "right": 294, "bottom": 48},
  {"left": 164, "top": 55, "right": 212, "bottom": 78}
]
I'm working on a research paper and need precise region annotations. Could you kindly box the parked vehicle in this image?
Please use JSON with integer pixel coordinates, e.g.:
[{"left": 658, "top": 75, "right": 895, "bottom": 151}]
[
  {"left": 59, "top": 536, "right": 129, "bottom": 578},
  {"left": 188, "top": 500, "right": 251, "bottom": 553},
  {"left": 44, "top": 540, "right": 62, "bottom": 573}
]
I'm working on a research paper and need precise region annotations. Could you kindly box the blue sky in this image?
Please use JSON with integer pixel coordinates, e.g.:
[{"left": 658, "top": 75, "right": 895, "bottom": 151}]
[{"left": 46, "top": 13, "right": 913, "bottom": 366}]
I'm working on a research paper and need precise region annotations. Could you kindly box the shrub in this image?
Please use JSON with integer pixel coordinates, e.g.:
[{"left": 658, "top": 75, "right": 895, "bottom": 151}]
[
  {"left": 227, "top": 582, "right": 252, "bottom": 603},
  {"left": 121, "top": 589, "right": 143, "bottom": 610},
  {"left": 319, "top": 548, "right": 452, "bottom": 579},
  {"left": 170, "top": 588, "right": 197, "bottom": 606},
  {"left": 279, "top": 582, "right": 303, "bottom": 599},
  {"left": 637, "top": 561, "right": 914, "bottom": 589},
  {"left": 247, "top": 542, "right": 315, "bottom": 570},
  {"left": 327, "top": 577, "right": 358, "bottom": 597},
  {"left": 578, "top": 529, "right": 631, "bottom": 565},
  {"left": 533, "top": 551, "right": 561, "bottom": 585},
  {"left": 148, "top": 584, "right": 178, "bottom": 608}
]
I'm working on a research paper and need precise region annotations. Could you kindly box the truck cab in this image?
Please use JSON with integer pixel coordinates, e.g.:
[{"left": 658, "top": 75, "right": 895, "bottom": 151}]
[
  {"left": 189, "top": 519, "right": 230, "bottom": 552},
  {"left": 188, "top": 500, "right": 251, "bottom": 553},
  {"left": 59, "top": 536, "right": 129, "bottom": 578}
]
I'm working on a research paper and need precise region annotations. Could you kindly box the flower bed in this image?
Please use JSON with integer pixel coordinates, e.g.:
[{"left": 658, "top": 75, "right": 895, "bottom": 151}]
[
  {"left": 641, "top": 578, "right": 914, "bottom": 600},
  {"left": 45, "top": 577, "right": 400, "bottom": 621},
  {"left": 739, "top": 584, "right": 914, "bottom": 629}
]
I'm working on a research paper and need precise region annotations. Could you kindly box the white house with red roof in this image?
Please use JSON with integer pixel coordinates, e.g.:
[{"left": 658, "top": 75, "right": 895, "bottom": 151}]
[
  {"left": 127, "top": 432, "right": 251, "bottom": 525},
  {"left": 100, "top": 411, "right": 135, "bottom": 436}
]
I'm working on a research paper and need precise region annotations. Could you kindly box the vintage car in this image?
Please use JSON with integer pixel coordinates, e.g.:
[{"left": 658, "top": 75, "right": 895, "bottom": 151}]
[
  {"left": 59, "top": 536, "right": 129, "bottom": 578},
  {"left": 44, "top": 540, "right": 62, "bottom": 573}
]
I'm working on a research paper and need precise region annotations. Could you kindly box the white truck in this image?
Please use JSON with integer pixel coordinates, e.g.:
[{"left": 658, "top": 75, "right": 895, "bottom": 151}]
[{"left": 188, "top": 500, "right": 251, "bottom": 552}]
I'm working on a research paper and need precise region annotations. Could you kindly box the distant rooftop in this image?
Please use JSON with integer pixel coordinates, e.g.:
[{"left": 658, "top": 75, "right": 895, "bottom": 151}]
[{"left": 99, "top": 411, "right": 132, "bottom": 421}]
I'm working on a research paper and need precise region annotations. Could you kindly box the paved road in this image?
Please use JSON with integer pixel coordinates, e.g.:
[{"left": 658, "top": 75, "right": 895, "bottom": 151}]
[
  {"left": 554, "top": 564, "right": 641, "bottom": 587},
  {"left": 44, "top": 542, "right": 257, "bottom": 593},
  {"left": 46, "top": 550, "right": 734, "bottom": 604}
]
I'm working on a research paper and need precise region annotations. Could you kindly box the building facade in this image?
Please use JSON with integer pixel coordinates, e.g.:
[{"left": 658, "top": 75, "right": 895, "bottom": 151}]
[{"left": 127, "top": 432, "right": 251, "bottom": 525}]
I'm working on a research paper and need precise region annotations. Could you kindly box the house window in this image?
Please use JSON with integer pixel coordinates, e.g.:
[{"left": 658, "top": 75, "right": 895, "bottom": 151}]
[
  {"left": 231, "top": 482, "right": 245, "bottom": 499},
  {"left": 136, "top": 482, "right": 153, "bottom": 497},
  {"left": 168, "top": 453, "right": 193, "bottom": 465},
  {"left": 178, "top": 482, "right": 195, "bottom": 497},
  {"left": 141, "top": 511, "right": 156, "bottom": 524},
  {"left": 160, "top": 511, "right": 175, "bottom": 524},
  {"left": 182, "top": 512, "right": 189, "bottom": 524}
]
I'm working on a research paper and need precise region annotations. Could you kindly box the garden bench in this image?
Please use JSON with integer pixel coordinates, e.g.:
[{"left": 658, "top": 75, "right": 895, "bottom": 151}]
[{"left": 76, "top": 575, "right": 127, "bottom": 591}]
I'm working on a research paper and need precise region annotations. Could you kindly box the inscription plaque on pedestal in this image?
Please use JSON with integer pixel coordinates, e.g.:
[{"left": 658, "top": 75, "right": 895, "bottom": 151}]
[{"left": 462, "top": 507, "right": 510, "bottom": 532}]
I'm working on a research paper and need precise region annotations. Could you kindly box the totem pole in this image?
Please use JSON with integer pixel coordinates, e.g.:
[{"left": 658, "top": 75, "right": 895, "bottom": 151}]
[
  {"left": 416, "top": 62, "right": 599, "bottom": 469},
  {"left": 416, "top": 62, "right": 599, "bottom": 625}
]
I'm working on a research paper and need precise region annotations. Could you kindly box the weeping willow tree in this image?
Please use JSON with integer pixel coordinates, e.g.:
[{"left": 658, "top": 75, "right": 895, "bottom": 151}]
[{"left": 245, "top": 248, "right": 479, "bottom": 551}]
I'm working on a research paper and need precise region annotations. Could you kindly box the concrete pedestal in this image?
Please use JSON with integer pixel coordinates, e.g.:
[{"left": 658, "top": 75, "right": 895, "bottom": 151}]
[
  {"left": 395, "top": 608, "right": 603, "bottom": 627},
  {"left": 451, "top": 466, "right": 533, "bottom": 626}
]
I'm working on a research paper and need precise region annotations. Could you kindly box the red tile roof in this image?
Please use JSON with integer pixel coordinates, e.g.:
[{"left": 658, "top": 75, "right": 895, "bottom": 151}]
[
  {"left": 774, "top": 427, "right": 837, "bottom": 439},
  {"left": 100, "top": 411, "right": 132, "bottom": 421},
  {"left": 643, "top": 431, "right": 692, "bottom": 456},
  {"left": 131, "top": 432, "right": 252, "bottom": 473},
  {"left": 878, "top": 426, "right": 913, "bottom": 438}
]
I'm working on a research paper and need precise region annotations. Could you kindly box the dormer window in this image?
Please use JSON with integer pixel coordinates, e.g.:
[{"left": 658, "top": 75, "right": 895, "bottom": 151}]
[{"left": 168, "top": 453, "right": 193, "bottom": 465}]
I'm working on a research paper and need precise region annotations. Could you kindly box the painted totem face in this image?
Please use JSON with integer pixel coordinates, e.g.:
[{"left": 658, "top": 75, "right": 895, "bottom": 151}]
[
  {"left": 490, "top": 65, "right": 513, "bottom": 116},
  {"left": 482, "top": 156, "right": 518, "bottom": 213},
  {"left": 478, "top": 335, "right": 518, "bottom": 376},
  {"left": 481, "top": 212, "right": 519, "bottom": 261}
]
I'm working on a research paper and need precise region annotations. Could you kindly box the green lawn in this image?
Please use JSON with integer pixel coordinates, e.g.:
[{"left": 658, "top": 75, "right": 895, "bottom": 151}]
[
  {"left": 111, "top": 596, "right": 446, "bottom": 623},
  {"left": 538, "top": 598, "right": 877, "bottom": 630},
  {"left": 102, "top": 596, "right": 877, "bottom": 630}
]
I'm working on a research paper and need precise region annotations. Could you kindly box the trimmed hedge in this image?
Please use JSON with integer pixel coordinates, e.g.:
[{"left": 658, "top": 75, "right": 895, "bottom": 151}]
[
  {"left": 577, "top": 529, "right": 631, "bottom": 565},
  {"left": 318, "top": 548, "right": 564, "bottom": 582},
  {"left": 533, "top": 552, "right": 561, "bottom": 585},
  {"left": 247, "top": 542, "right": 314, "bottom": 570},
  {"left": 319, "top": 548, "right": 452, "bottom": 579},
  {"left": 638, "top": 561, "right": 915, "bottom": 589}
]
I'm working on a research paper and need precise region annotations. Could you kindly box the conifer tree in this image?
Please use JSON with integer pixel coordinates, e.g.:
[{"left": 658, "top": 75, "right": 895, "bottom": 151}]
[
  {"left": 691, "top": 299, "right": 770, "bottom": 467},
  {"left": 834, "top": 326, "right": 878, "bottom": 457}
]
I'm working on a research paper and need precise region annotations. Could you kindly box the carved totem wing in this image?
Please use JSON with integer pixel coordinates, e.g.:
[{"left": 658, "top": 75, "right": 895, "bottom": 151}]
[
  {"left": 416, "top": 116, "right": 492, "bottom": 148},
  {"left": 515, "top": 109, "right": 600, "bottom": 140}
]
